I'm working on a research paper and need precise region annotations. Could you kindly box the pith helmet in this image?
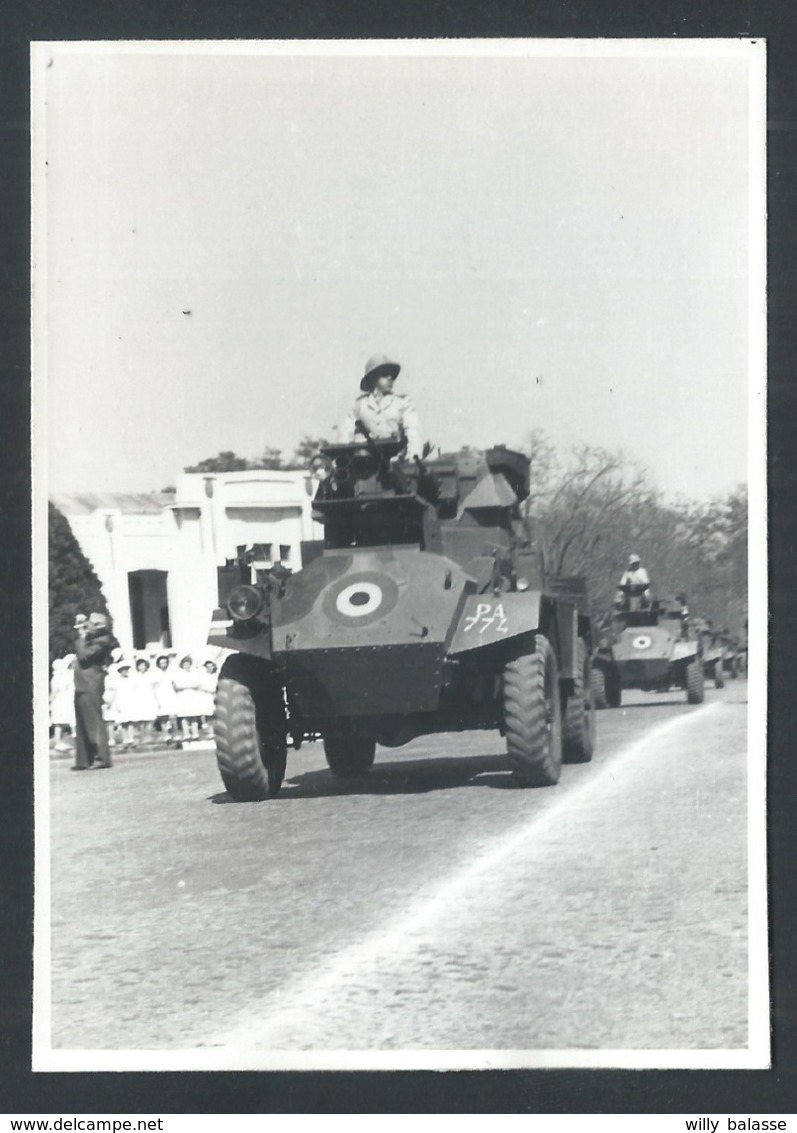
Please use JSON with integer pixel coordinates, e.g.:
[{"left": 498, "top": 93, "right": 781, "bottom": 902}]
[
  {"left": 360, "top": 353, "right": 401, "bottom": 392},
  {"left": 628, "top": 553, "right": 641, "bottom": 565}
]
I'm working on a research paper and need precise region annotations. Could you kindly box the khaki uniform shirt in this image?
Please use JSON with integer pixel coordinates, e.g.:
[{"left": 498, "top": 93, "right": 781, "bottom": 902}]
[
  {"left": 340, "top": 390, "right": 421, "bottom": 460},
  {"left": 619, "top": 566, "right": 650, "bottom": 588}
]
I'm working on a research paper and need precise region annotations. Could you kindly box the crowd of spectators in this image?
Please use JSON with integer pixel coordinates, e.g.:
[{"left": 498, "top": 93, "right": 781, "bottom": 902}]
[{"left": 49, "top": 648, "right": 224, "bottom": 751}]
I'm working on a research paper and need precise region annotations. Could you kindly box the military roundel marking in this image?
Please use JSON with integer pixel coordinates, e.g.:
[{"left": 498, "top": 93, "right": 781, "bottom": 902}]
[
  {"left": 632, "top": 634, "right": 653, "bottom": 650},
  {"left": 323, "top": 571, "right": 400, "bottom": 626},
  {"left": 335, "top": 581, "right": 384, "bottom": 618}
]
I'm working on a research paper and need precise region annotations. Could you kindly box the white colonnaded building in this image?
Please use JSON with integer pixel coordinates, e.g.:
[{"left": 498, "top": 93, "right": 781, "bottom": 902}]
[{"left": 51, "top": 468, "right": 322, "bottom": 657}]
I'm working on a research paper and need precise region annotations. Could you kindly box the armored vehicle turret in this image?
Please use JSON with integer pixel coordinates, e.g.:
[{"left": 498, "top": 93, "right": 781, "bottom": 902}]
[{"left": 207, "top": 440, "right": 596, "bottom": 801}]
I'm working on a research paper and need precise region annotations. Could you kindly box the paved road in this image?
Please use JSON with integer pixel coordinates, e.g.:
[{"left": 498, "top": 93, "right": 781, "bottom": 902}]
[{"left": 44, "top": 682, "right": 752, "bottom": 1063}]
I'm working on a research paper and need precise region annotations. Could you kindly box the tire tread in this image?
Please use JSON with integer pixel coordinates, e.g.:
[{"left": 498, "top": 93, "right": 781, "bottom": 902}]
[
  {"left": 591, "top": 666, "right": 608, "bottom": 710},
  {"left": 214, "top": 656, "right": 286, "bottom": 801},
  {"left": 503, "top": 636, "right": 562, "bottom": 787},
  {"left": 563, "top": 640, "right": 595, "bottom": 764},
  {"left": 686, "top": 659, "right": 705, "bottom": 704}
]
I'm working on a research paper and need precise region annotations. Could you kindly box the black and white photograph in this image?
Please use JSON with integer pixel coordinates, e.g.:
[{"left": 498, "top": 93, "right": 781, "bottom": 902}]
[{"left": 31, "top": 38, "right": 766, "bottom": 1073}]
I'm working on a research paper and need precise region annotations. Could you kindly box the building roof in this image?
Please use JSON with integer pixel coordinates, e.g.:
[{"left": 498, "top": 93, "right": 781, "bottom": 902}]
[{"left": 50, "top": 492, "right": 174, "bottom": 516}]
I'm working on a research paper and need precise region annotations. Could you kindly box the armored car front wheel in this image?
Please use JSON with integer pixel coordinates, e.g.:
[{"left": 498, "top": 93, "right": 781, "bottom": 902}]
[
  {"left": 590, "top": 665, "right": 608, "bottom": 710},
  {"left": 563, "top": 640, "right": 595, "bottom": 764},
  {"left": 214, "top": 655, "right": 287, "bottom": 801},
  {"left": 323, "top": 734, "right": 376, "bottom": 778},
  {"left": 686, "top": 660, "right": 705, "bottom": 705},
  {"left": 606, "top": 670, "right": 622, "bottom": 708},
  {"left": 503, "top": 635, "right": 563, "bottom": 787}
]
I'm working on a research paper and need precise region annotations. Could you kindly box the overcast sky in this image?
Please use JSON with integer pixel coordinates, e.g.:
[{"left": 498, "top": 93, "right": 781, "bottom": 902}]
[{"left": 33, "top": 40, "right": 764, "bottom": 502}]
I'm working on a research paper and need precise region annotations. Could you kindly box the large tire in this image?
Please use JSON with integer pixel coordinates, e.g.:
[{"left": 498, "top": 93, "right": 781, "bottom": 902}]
[
  {"left": 323, "top": 735, "right": 376, "bottom": 778},
  {"left": 606, "top": 670, "right": 622, "bottom": 708},
  {"left": 563, "top": 640, "right": 595, "bottom": 764},
  {"left": 686, "top": 660, "right": 705, "bottom": 705},
  {"left": 214, "top": 655, "right": 287, "bottom": 801},
  {"left": 714, "top": 662, "right": 725, "bottom": 689},
  {"left": 591, "top": 666, "right": 608, "bottom": 710},
  {"left": 503, "top": 635, "right": 563, "bottom": 787}
]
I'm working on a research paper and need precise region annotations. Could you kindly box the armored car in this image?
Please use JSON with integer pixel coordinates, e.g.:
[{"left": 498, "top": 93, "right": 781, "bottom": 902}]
[{"left": 208, "top": 440, "right": 597, "bottom": 800}]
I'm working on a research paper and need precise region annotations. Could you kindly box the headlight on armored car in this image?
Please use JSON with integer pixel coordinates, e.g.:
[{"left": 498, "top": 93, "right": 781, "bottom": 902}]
[
  {"left": 309, "top": 454, "right": 333, "bottom": 481},
  {"left": 227, "top": 585, "right": 264, "bottom": 622}
]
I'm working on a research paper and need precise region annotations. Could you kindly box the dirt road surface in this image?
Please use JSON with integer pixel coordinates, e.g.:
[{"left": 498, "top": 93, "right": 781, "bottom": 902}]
[{"left": 42, "top": 683, "right": 756, "bottom": 1067}]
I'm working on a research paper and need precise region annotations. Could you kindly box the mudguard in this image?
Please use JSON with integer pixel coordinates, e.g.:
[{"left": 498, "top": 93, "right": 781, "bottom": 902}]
[
  {"left": 208, "top": 609, "right": 273, "bottom": 660},
  {"left": 672, "top": 640, "right": 700, "bottom": 662},
  {"left": 448, "top": 591, "right": 544, "bottom": 653}
]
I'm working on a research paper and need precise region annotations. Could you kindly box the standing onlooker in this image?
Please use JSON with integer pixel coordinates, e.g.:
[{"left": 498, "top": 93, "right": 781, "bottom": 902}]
[
  {"left": 130, "top": 655, "right": 159, "bottom": 743},
  {"left": 50, "top": 655, "right": 76, "bottom": 752},
  {"left": 112, "top": 660, "right": 140, "bottom": 748},
  {"left": 73, "top": 611, "right": 115, "bottom": 770},
  {"left": 151, "top": 651, "right": 180, "bottom": 745},
  {"left": 102, "top": 649, "right": 124, "bottom": 750},
  {"left": 198, "top": 657, "right": 220, "bottom": 735},
  {"left": 172, "top": 654, "right": 205, "bottom": 741}
]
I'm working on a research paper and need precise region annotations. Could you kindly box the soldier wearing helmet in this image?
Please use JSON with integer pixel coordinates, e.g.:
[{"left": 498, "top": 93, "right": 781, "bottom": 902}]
[
  {"left": 619, "top": 553, "right": 650, "bottom": 589},
  {"left": 339, "top": 353, "right": 422, "bottom": 461},
  {"left": 616, "top": 553, "right": 651, "bottom": 610}
]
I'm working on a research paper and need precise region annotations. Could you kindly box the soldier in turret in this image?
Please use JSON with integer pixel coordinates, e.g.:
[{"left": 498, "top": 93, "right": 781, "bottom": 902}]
[
  {"left": 615, "top": 553, "right": 652, "bottom": 610},
  {"left": 339, "top": 353, "right": 422, "bottom": 461}
]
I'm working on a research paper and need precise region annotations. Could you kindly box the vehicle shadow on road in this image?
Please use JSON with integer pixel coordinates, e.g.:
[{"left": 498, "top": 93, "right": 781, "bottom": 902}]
[
  {"left": 209, "top": 752, "right": 517, "bottom": 802},
  {"left": 599, "top": 691, "right": 746, "bottom": 711},
  {"left": 599, "top": 699, "right": 697, "bottom": 711},
  {"left": 289, "top": 754, "right": 519, "bottom": 797}
]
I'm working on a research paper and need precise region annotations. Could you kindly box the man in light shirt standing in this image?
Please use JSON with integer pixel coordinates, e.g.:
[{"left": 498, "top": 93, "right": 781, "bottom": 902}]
[{"left": 339, "top": 353, "right": 422, "bottom": 462}]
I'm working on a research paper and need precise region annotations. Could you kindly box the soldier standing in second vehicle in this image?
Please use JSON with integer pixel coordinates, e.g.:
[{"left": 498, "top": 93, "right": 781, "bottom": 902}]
[
  {"left": 616, "top": 552, "right": 652, "bottom": 609},
  {"left": 339, "top": 353, "right": 422, "bottom": 461}
]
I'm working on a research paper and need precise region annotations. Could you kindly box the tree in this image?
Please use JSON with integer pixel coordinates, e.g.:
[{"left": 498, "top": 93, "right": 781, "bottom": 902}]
[
  {"left": 286, "top": 435, "right": 332, "bottom": 468},
  {"left": 185, "top": 448, "right": 287, "bottom": 473},
  {"left": 671, "top": 486, "right": 748, "bottom": 632},
  {"left": 184, "top": 451, "right": 255, "bottom": 473},
  {"left": 185, "top": 437, "right": 333, "bottom": 475},
  {"left": 519, "top": 432, "right": 748, "bottom": 632},
  {"left": 255, "top": 447, "right": 284, "bottom": 470},
  {"left": 521, "top": 435, "right": 655, "bottom": 618},
  {"left": 48, "top": 503, "right": 113, "bottom": 667}
]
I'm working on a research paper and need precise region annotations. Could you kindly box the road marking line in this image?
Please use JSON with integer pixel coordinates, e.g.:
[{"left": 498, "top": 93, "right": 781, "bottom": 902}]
[{"left": 217, "top": 702, "right": 726, "bottom": 1047}]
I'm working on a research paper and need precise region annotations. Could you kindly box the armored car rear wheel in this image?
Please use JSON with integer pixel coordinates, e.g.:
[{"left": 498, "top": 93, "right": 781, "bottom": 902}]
[
  {"left": 214, "top": 655, "right": 287, "bottom": 801},
  {"left": 503, "top": 635, "right": 562, "bottom": 787},
  {"left": 563, "top": 640, "right": 595, "bottom": 764},
  {"left": 606, "top": 671, "right": 622, "bottom": 708},
  {"left": 323, "top": 735, "right": 376, "bottom": 778},
  {"left": 686, "top": 660, "right": 705, "bottom": 705},
  {"left": 591, "top": 666, "right": 608, "bottom": 710}
]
